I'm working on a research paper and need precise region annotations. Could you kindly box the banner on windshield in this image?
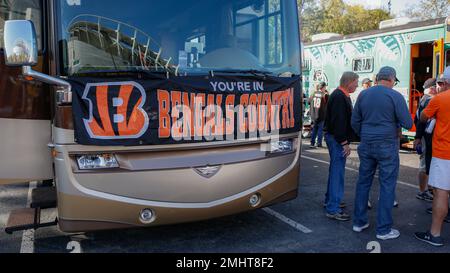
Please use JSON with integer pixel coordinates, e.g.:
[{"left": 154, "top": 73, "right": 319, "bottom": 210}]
[{"left": 69, "top": 73, "right": 302, "bottom": 146}]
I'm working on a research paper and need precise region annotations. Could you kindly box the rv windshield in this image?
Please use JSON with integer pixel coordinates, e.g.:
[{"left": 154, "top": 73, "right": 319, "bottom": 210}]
[{"left": 56, "top": 0, "right": 301, "bottom": 76}]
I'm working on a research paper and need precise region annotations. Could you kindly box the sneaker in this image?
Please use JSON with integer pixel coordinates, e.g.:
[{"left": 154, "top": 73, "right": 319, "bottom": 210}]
[
  {"left": 317, "top": 144, "right": 324, "bottom": 148},
  {"left": 415, "top": 231, "right": 444, "bottom": 247},
  {"left": 326, "top": 212, "right": 351, "bottom": 221},
  {"left": 376, "top": 229, "right": 400, "bottom": 240},
  {"left": 416, "top": 191, "right": 434, "bottom": 202},
  {"left": 353, "top": 223, "right": 370, "bottom": 233},
  {"left": 309, "top": 145, "right": 317, "bottom": 149},
  {"left": 323, "top": 202, "right": 347, "bottom": 209}
]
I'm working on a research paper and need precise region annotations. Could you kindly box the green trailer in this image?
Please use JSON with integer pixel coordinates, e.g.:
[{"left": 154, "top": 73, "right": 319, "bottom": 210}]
[{"left": 302, "top": 17, "right": 450, "bottom": 142}]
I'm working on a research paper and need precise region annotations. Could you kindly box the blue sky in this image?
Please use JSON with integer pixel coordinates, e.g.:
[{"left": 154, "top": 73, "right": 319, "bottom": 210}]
[{"left": 344, "top": 0, "right": 422, "bottom": 16}]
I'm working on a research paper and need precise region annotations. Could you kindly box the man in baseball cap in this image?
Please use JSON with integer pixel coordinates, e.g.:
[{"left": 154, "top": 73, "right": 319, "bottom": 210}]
[
  {"left": 362, "top": 78, "right": 373, "bottom": 90},
  {"left": 423, "top": 78, "right": 437, "bottom": 91},
  {"left": 416, "top": 66, "right": 450, "bottom": 246},
  {"left": 352, "top": 66, "right": 412, "bottom": 240},
  {"left": 376, "top": 66, "right": 400, "bottom": 85},
  {"left": 436, "top": 69, "right": 450, "bottom": 93}
]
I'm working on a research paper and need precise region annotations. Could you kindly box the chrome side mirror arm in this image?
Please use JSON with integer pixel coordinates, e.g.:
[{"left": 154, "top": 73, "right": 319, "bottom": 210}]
[{"left": 22, "top": 66, "right": 72, "bottom": 104}]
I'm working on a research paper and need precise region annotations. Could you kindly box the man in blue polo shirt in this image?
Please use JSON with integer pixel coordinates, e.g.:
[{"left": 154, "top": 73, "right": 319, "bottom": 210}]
[{"left": 351, "top": 67, "right": 413, "bottom": 240}]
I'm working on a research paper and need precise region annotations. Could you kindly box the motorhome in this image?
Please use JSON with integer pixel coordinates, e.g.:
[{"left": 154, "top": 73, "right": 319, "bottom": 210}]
[{"left": 0, "top": 0, "right": 303, "bottom": 233}]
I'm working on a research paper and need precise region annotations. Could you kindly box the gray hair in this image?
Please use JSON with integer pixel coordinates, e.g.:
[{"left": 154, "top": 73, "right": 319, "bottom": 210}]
[{"left": 340, "top": 72, "right": 359, "bottom": 88}]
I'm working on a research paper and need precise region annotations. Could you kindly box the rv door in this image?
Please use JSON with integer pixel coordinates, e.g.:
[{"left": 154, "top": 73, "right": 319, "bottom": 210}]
[
  {"left": 0, "top": 2, "right": 53, "bottom": 185},
  {"left": 0, "top": 117, "right": 52, "bottom": 185}
]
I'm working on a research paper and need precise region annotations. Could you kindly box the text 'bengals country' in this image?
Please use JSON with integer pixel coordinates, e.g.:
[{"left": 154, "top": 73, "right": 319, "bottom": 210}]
[
  {"left": 80, "top": 81, "right": 298, "bottom": 142},
  {"left": 157, "top": 89, "right": 296, "bottom": 140}
]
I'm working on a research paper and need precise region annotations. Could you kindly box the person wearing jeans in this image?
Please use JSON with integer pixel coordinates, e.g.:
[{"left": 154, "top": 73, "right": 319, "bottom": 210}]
[
  {"left": 309, "top": 82, "right": 328, "bottom": 148},
  {"left": 353, "top": 141, "right": 400, "bottom": 236},
  {"left": 324, "top": 133, "right": 347, "bottom": 214},
  {"left": 323, "top": 72, "right": 360, "bottom": 221},
  {"left": 311, "top": 121, "right": 324, "bottom": 148},
  {"left": 351, "top": 67, "right": 413, "bottom": 240}
]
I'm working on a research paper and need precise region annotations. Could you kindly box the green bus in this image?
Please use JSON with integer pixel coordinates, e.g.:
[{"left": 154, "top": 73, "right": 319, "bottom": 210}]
[{"left": 302, "top": 16, "right": 450, "bottom": 141}]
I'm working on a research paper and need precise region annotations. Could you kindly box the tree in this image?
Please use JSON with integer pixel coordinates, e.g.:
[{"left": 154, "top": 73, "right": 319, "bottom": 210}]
[
  {"left": 298, "top": 0, "right": 323, "bottom": 41},
  {"left": 403, "top": 0, "right": 449, "bottom": 20},
  {"left": 320, "top": 0, "right": 347, "bottom": 34},
  {"left": 298, "top": 0, "right": 392, "bottom": 42},
  {"left": 339, "top": 5, "right": 392, "bottom": 34}
]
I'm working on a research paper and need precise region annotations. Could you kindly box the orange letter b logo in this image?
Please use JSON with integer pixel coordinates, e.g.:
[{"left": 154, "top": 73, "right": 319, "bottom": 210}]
[{"left": 82, "top": 81, "right": 149, "bottom": 139}]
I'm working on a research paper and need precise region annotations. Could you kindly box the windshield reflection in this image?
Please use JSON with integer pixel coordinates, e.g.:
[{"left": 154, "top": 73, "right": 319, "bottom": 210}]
[{"left": 57, "top": 0, "right": 301, "bottom": 76}]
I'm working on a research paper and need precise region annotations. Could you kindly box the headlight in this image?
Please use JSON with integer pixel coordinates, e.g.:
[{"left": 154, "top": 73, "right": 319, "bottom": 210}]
[
  {"left": 76, "top": 154, "right": 119, "bottom": 170},
  {"left": 269, "top": 139, "right": 295, "bottom": 154}
]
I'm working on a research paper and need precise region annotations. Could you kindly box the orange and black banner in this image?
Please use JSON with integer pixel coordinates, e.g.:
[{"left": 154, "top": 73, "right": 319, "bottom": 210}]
[{"left": 70, "top": 73, "right": 302, "bottom": 146}]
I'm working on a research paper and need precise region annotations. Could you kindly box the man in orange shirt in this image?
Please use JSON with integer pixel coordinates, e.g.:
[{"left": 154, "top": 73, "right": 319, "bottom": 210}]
[{"left": 415, "top": 67, "right": 450, "bottom": 247}]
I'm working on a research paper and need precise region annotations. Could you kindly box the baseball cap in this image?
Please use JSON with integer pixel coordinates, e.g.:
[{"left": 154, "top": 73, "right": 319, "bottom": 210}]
[
  {"left": 362, "top": 78, "right": 373, "bottom": 85},
  {"left": 423, "top": 78, "right": 436, "bottom": 89},
  {"left": 377, "top": 66, "right": 399, "bottom": 82},
  {"left": 437, "top": 66, "right": 450, "bottom": 83},
  {"left": 318, "top": 82, "right": 327, "bottom": 89}
]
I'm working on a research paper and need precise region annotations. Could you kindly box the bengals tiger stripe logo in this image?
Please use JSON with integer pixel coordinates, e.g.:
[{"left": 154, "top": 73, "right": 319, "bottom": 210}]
[{"left": 82, "top": 82, "right": 149, "bottom": 139}]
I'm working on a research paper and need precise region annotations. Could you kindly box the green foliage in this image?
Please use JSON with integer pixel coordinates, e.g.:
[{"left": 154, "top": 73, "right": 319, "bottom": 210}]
[
  {"left": 298, "top": 0, "right": 323, "bottom": 42},
  {"left": 298, "top": 0, "right": 392, "bottom": 42},
  {"left": 403, "top": 0, "right": 449, "bottom": 20}
]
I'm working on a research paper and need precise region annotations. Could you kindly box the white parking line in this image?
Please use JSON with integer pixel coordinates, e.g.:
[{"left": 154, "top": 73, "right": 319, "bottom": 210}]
[
  {"left": 301, "top": 155, "right": 419, "bottom": 190},
  {"left": 262, "top": 208, "right": 313, "bottom": 234},
  {"left": 20, "top": 181, "right": 37, "bottom": 254}
]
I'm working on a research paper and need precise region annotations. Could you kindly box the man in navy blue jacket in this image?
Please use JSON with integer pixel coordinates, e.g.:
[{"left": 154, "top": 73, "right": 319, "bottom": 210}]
[{"left": 351, "top": 67, "right": 413, "bottom": 240}]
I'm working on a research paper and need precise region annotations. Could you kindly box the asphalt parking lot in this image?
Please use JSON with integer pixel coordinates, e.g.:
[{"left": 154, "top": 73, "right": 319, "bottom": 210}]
[{"left": 1, "top": 140, "right": 449, "bottom": 253}]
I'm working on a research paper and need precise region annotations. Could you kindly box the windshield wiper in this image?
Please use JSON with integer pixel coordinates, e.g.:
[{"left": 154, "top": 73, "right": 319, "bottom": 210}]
[{"left": 211, "top": 69, "right": 274, "bottom": 77}]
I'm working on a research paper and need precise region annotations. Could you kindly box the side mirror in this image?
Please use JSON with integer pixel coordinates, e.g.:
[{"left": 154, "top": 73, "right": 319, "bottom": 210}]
[
  {"left": 3, "top": 20, "right": 38, "bottom": 67},
  {"left": 3, "top": 20, "right": 71, "bottom": 104}
]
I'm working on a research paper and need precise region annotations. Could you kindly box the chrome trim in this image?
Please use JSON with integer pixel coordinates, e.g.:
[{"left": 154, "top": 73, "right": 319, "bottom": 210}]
[
  {"left": 22, "top": 66, "right": 72, "bottom": 103},
  {"left": 23, "top": 66, "right": 71, "bottom": 90},
  {"left": 194, "top": 165, "right": 222, "bottom": 179}
]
